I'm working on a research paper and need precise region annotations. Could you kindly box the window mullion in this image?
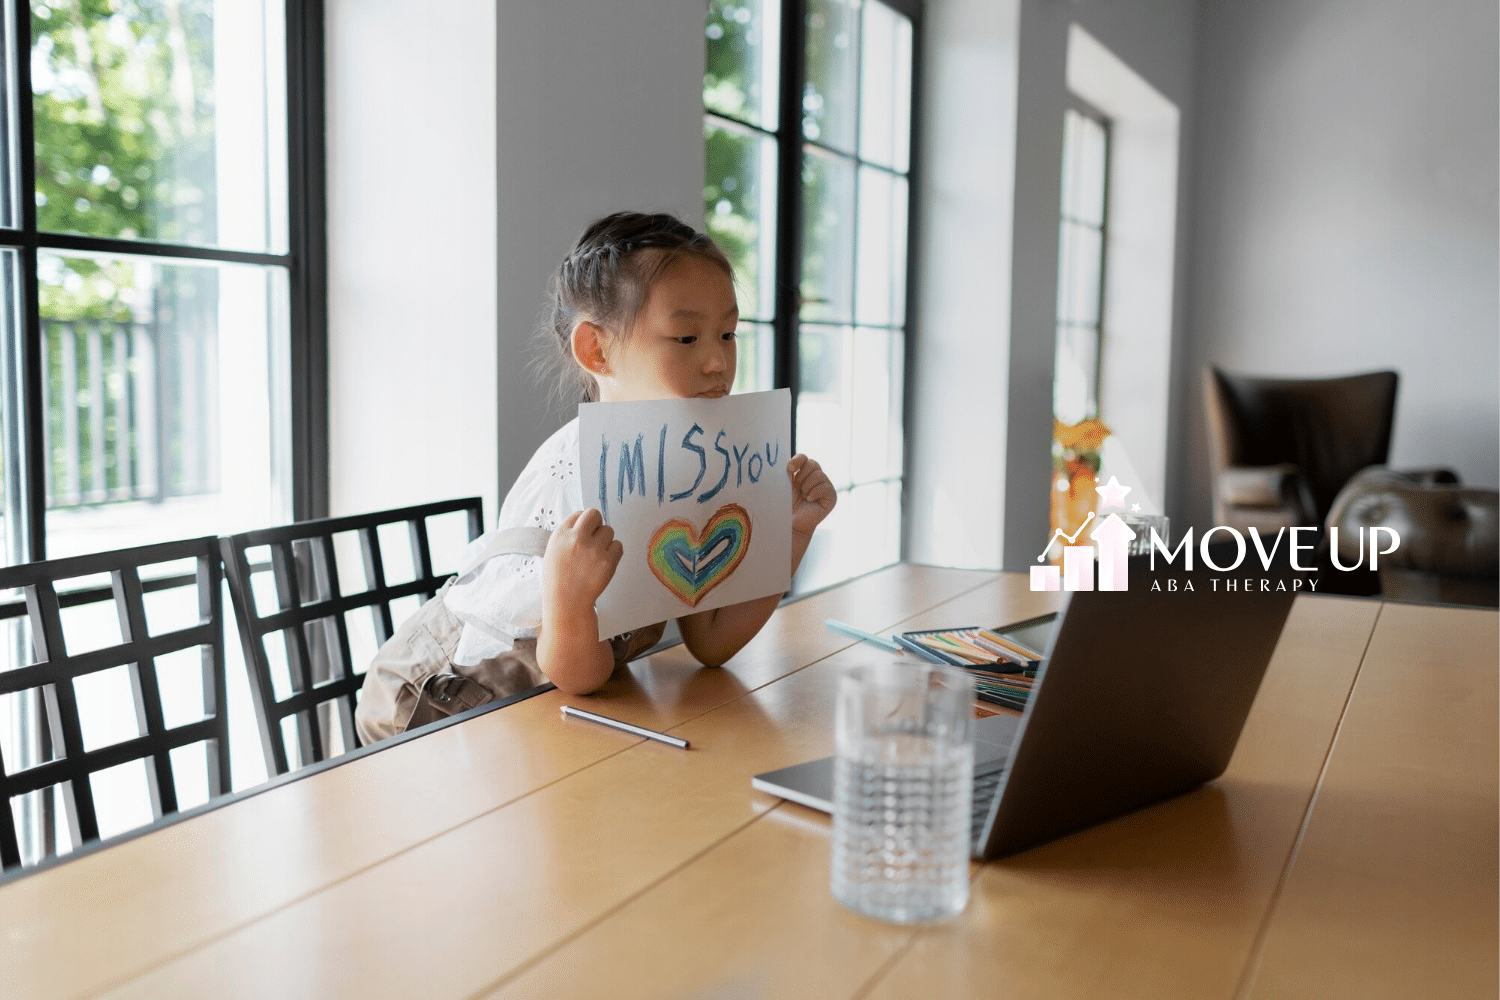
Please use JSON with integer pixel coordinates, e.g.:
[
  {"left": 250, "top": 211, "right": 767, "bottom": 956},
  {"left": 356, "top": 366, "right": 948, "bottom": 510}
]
[
  {"left": 774, "top": 0, "right": 809, "bottom": 452},
  {"left": 286, "top": 0, "right": 328, "bottom": 521},
  {"left": 9, "top": 0, "right": 49, "bottom": 866},
  {"left": 13, "top": 0, "right": 41, "bottom": 565}
]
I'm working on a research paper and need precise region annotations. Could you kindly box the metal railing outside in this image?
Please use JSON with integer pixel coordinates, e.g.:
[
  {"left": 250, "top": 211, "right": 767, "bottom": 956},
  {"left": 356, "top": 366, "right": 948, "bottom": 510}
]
[{"left": 40, "top": 319, "right": 218, "bottom": 510}]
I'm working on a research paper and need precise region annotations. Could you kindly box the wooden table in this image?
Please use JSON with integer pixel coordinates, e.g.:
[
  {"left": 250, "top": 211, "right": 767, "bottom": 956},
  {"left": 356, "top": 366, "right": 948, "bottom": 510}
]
[{"left": 0, "top": 566, "right": 1493, "bottom": 999}]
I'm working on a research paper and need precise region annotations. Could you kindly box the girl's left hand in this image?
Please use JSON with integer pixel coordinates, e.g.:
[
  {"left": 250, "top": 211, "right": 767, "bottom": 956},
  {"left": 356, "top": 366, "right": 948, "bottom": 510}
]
[{"left": 787, "top": 454, "right": 837, "bottom": 537}]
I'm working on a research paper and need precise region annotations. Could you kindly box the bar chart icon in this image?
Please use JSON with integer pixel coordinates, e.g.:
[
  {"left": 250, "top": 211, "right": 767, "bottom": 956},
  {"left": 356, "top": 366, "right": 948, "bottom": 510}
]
[
  {"left": 1063, "top": 545, "right": 1094, "bottom": 590},
  {"left": 1090, "top": 513, "right": 1136, "bottom": 592},
  {"left": 1031, "top": 507, "right": 1138, "bottom": 593}
]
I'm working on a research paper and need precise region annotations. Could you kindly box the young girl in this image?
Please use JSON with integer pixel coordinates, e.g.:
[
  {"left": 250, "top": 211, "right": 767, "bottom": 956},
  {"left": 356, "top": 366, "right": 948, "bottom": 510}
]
[{"left": 355, "top": 212, "right": 836, "bottom": 743}]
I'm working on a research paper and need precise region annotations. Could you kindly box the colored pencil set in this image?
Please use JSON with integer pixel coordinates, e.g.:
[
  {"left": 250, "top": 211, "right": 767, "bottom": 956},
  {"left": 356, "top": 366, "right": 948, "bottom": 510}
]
[{"left": 894, "top": 626, "right": 1042, "bottom": 712}]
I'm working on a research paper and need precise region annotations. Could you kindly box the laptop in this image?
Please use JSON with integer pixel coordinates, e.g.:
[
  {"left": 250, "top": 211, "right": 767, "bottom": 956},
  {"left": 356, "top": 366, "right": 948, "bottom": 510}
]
[{"left": 753, "top": 564, "right": 1295, "bottom": 859}]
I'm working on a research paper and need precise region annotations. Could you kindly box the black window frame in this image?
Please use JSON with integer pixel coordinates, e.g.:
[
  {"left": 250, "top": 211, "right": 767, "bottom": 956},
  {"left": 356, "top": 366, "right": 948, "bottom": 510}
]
[
  {"left": 706, "top": 0, "right": 922, "bottom": 454},
  {"left": 706, "top": 0, "right": 923, "bottom": 587},
  {"left": 2, "top": 0, "right": 328, "bottom": 564},
  {"left": 1055, "top": 95, "right": 1111, "bottom": 423}
]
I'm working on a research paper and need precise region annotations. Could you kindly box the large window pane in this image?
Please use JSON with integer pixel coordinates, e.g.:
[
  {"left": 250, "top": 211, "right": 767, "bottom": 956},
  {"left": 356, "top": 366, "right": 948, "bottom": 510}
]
[
  {"left": 796, "top": 323, "right": 850, "bottom": 487},
  {"left": 858, "top": 1, "right": 912, "bottom": 172},
  {"left": 855, "top": 166, "right": 907, "bottom": 326},
  {"left": 732, "top": 320, "right": 775, "bottom": 394},
  {"left": 1061, "top": 108, "right": 1107, "bottom": 227},
  {"left": 800, "top": 146, "right": 854, "bottom": 323},
  {"left": 703, "top": 0, "right": 916, "bottom": 597},
  {"left": 1053, "top": 104, "right": 1110, "bottom": 538},
  {"left": 30, "top": 0, "right": 287, "bottom": 252},
  {"left": 39, "top": 252, "right": 290, "bottom": 557},
  {"left": 1057, "top": 221, "right": 1102, "bottom": 326},
  {"left": 705, "top": 119, "right": 778, "bottom": 322},
  {"left": 795, "top": 323, "right": 903, "bottom": 485},
  {"left": 704, "top": 0, "right": 780, "bottom": 131},
  {"left": 803, "top": 0, "right": 859, "bottom": 151},
  {"left": 849, "top": 326, "right": 903, "bottom": 483},
  {"left": 792, "top": 478, "right": 900, "bottom": 593},
  {"left": 1075, "top": 115, "right": 1107, "bottom": 226}
]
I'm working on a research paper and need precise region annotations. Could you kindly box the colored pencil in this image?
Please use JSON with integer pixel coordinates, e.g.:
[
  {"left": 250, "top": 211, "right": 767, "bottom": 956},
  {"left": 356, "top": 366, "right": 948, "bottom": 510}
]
[
  {"left": 969, "top": 634, "right": 1033, "bottom": 665},
  {"left": 916, "top": 632, "right": 1006, "bottom": 666},
  {"left": 894, "top": 633, "right": 958, "bottom": 665},
  {"left": 977, "top": 628, "right": 1044, "bottom": 660},
  {"left": 938, "top": 632, "right": 1008, "bottom": 663},
  {"left": 824, "top": 618, "right": 903, "bottom": 652}
]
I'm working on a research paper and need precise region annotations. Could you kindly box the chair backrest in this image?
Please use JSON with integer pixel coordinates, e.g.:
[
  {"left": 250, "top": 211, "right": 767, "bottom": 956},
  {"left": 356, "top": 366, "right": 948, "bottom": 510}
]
[
  {"left": 219, "top": 498, "right": 483, "bottom": 776},
  {"left": 0, "top": 536, "right": 227, "bottom": 871},
  {"left": 1205, "top": 368, "right": 1399, "bottom": 524}
]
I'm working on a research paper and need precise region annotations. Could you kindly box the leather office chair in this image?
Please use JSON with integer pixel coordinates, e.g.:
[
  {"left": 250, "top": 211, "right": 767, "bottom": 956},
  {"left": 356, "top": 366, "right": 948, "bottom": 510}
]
[
  {"left": 1203, "top": 367, "right": 1409, "bottom": 532},
  {"left": 0, "top": 537, "right": 228, "bottom": 871}
]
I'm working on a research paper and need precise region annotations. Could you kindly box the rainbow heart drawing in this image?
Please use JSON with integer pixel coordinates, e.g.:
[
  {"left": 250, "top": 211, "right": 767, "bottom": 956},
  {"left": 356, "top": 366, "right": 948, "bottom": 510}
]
[{"left": 647, "top": 503, "right": 753, "bottom": 607}]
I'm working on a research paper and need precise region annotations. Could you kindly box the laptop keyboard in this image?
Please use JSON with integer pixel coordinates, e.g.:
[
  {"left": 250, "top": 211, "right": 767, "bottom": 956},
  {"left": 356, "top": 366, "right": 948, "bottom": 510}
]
[{"left": 970, "top": 762, "right": 1005, "bottom": 847}]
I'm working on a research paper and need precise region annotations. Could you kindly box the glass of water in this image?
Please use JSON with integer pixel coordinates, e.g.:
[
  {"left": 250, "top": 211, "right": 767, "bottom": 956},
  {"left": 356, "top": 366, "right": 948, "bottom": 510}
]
[
  {"left": 831, "top": 661, "right": 975, "bottom": 923},
  {"left": 1120, "top": 513, "right": 1170, "bottom": 556}
]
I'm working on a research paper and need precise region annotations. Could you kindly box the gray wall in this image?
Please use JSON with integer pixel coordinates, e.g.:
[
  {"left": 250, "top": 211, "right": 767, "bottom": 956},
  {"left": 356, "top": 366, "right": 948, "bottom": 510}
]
[
  {"left": 1177, "top": 0, "right": 1500, "bottom": 530},
  {"left": 494, "top": 0, "right": 707, "bottom": 500},
  {"left": 906, "top": 0, "right": 1021, "bottom": 571},
  {"left": 1002, "top": 0, "right": 1199, "bottom": 569}
]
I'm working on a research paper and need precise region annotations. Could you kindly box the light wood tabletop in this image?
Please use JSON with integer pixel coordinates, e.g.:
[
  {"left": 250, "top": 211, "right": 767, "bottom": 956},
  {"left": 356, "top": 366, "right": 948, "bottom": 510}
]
[{"left": 0, "top": 565, "right": 1493, "bottom": 1000}]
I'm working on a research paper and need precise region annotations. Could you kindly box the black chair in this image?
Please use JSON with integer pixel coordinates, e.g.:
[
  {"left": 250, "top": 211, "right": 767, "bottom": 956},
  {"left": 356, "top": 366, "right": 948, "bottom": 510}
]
[
  {"left": 1204, "top": 368, "right": 1403, "bottom": 532},
  {"left": 0, "top": 537, "right": 228, "bottom": 871},
  {"left": 219, "top": 498, "right": 483, "bottom": 776}
]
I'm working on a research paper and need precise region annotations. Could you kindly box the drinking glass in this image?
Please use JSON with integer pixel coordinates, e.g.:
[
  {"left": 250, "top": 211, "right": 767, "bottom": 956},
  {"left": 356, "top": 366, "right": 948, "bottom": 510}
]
[
  {"left": 1120, "top": 513, "right": 1170, "bottom": 556},
  {"left": 831, "top": 661, "right": 975, "bottom": 923}
]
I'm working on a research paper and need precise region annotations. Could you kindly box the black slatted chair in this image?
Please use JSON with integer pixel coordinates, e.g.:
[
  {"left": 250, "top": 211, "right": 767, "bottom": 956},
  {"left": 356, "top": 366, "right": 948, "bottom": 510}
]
[
  {"left": 0, "top": 537, "right": 227, "bottom": 871},
  {"left": 220, "top": 498, "right": 483, "bottom": 776}
]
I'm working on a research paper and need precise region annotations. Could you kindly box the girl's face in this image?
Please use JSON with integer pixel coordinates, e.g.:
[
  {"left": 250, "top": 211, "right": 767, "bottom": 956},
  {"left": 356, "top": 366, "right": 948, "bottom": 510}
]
[{"left": 593, "top": 256, "right": 738, "bottom": 402}]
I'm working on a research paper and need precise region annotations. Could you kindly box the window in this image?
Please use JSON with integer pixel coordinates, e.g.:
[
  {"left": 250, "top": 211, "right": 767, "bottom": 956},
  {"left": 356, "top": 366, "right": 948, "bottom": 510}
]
[
  {"left": 1050, "top": 102, "right": 1110, "bottom": 542},
  {"left": 704, "top": 0, "right": 917, "bottom": 593},
  {"left": 1053, "top": 102, "right": 1109, "bottom": 428},
  {"left": 0, "top": 0, "right": 325, "bottom": 862}
]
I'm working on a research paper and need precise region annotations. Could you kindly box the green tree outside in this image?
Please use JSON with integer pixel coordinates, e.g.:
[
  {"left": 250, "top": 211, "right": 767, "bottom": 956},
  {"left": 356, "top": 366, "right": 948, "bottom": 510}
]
[{"left": 31, "top": 0, "right": 219, "bottom": 502}]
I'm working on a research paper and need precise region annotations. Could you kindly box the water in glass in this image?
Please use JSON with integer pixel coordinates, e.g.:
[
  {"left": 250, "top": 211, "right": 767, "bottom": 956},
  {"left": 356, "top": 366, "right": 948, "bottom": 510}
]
[{"left": 831, "top": 663, "right": 974, "bottom": 923}]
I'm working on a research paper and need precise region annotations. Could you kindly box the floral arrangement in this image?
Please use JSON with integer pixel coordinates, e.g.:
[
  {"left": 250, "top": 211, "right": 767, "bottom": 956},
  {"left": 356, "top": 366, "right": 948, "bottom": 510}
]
[{"left": 1050, "top": 417, "right": 1111, "bottom": 552}]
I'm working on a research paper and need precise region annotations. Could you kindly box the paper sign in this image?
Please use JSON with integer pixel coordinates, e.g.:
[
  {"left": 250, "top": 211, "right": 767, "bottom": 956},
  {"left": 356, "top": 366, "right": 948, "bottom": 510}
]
[{"left": 579, "top": 388, "right": 792, "bottom": 640}]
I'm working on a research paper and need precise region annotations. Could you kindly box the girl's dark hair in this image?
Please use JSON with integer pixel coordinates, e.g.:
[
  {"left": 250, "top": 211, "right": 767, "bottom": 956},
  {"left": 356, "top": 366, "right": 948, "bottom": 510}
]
[{"left": 538, "top": 211, "right": 734, "bottom": 407}]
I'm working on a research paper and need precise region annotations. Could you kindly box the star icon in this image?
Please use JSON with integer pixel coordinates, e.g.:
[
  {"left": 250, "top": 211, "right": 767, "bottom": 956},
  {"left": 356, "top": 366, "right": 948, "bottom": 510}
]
[
  {"left": 1095, "top": 475, "right": 1131, "bottom": 510},
  {"left": 1131, "top": 503, "right": 1141, "bottom": 513}
]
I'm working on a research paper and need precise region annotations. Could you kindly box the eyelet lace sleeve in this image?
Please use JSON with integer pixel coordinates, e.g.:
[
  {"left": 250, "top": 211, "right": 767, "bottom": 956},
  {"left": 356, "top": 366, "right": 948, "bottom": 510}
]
[{"left": 446, "top": 419, "right": 583, "bottom": 664}]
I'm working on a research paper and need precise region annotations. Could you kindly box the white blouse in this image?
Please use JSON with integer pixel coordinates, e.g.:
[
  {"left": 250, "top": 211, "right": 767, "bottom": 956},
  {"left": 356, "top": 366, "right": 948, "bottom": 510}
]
[{"left": 445, "top": 418, "right": 583, "bottom": 666}]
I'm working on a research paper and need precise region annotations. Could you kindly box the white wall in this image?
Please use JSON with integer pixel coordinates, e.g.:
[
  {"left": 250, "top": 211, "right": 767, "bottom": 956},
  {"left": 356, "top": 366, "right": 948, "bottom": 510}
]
[
  {"left": 906, "top": 0, "right": 1021, "bottom": 570},
  {"left": 325, "top": 0, "right": 499, "bottom": 519},
  {"left": 494, "top": 0, "right": 707, "bottom": 501},
  {"left": 1179, "top": 0, "right": 1500, "bottom": 529},
  {"left": 1001, "top": 0, "right": 1199, "bottom": 569}
]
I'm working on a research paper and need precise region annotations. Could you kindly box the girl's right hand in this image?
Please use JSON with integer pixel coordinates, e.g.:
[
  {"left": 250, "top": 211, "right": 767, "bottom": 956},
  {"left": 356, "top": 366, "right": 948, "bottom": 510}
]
[{"left": 542, "top": 508, "right": 623, "bottom": 611}]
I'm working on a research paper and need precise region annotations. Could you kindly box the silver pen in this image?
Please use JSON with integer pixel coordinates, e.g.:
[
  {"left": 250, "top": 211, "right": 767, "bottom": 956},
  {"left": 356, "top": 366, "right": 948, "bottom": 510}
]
[{"left": 560, "top": 704, "right": 690, "bottom": 750}]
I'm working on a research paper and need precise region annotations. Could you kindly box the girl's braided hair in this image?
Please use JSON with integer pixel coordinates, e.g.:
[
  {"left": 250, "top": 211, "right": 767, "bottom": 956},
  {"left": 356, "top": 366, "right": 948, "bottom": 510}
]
[{"left": 538, "top": 211, "right": 734, "bottom": 408}]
